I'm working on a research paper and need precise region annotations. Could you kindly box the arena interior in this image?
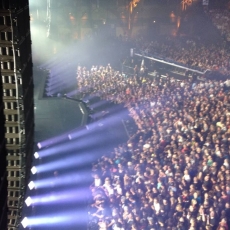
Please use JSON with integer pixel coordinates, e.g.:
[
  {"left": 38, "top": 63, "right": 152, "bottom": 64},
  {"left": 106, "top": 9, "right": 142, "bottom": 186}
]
[{"left": 20, "top": 0, "right": 230, "bottom": 229}]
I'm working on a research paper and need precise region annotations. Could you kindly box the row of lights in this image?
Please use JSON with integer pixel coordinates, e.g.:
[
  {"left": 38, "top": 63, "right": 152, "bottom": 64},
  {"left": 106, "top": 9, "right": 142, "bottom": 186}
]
[
  {"left": 20, "top": 125, "right": 90, "bottom": 228},
  {"left": 21, "top": 152, "right": 40, "bottom": 228}
]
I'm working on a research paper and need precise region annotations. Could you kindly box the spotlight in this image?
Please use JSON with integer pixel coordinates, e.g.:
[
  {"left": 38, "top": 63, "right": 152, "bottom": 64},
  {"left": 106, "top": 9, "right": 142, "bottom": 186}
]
[
  {"left": 37, "top": 142, "right": 42, "bottom": 149},
  {"left": 34, "top": 152, "right": 39, "bottom": 159},
  {"left": 28, "top": 181, "right": 35, "bottom": 190},
  {"left": 25, "top": 197, "right": 33, "bottom": 207},
  {"left": 21, "top": 217, "right": 29, "bottom": 228},
  {"left": 31, "top": 166, "right": 37, "bottom": 175}
]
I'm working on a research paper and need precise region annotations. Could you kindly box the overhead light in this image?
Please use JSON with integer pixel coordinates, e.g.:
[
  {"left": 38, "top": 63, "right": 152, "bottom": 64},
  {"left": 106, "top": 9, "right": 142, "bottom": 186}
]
[
  {"left": 21, "top": 217, "right": 29, "bottom": 228},
  {"left": 28, "top": 181, "right": 35, "bottom": 190},
  {"left": 31, "top": 166, "right": 37, "bottom": 175},
  {"left": 25, "top": 197, "right": 33, "bottom": 207},
  {"left": 34, "top": 152, "right": 39, "bottom": 159}
]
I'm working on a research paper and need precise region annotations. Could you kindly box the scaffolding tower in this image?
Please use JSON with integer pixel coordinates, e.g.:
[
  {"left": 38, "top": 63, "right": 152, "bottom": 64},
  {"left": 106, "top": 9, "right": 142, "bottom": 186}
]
[{"left": 0, "top": 0, "right": 34, "bottom": 229}]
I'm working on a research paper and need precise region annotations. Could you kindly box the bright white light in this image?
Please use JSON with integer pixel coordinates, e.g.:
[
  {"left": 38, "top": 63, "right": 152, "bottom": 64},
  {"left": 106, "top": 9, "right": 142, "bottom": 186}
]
[
  {"left": 21, "top": 217, "right": 29, "bottom": 228},
  {"left": 28, "top": 181, "right": 35, "bottom": 190},
  {"left": 37, "top": 142, "right": 42, "bottom": 149},
  {"left": 31, "top": 166, "right": 37, "bottom": 174},
  {"left": 25, "top": 197, "right": 33, "bottom": 207},
  {"left": 34, "top": 152, "right": 39, "bottom": 159}
]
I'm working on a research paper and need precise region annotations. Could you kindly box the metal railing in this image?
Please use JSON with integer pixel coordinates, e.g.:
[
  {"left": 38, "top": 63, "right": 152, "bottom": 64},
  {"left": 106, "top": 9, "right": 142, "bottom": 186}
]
[{"left": 135, "top": 53, "right": 210, "bottom": 75}]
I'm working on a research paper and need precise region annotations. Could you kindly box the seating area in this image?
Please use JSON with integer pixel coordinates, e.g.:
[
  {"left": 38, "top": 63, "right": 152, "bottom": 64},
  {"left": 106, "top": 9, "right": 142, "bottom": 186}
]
[{"left": 208, "top": 9, "right": 230, "bottom": 42}]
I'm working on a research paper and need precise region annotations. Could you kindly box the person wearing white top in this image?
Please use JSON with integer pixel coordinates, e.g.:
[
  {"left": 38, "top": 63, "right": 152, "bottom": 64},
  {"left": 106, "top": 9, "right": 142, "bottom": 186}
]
[
  {"left": 183, "top": 170, "right": 191, "bottom": 183},
  {"left": 152, "top": 198, "right": 161, "bottom": 214},
  {"left": 94, "top": 174, "right": 102, "bottom": 187}
]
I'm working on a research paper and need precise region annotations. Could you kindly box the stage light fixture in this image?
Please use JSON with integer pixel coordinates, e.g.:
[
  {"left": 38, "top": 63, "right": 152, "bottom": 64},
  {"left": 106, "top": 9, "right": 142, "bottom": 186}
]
[
  {"left": 25, "top": 197, "right": 33, "bottom": 207},
  {"left": 21, "top": 217, "right": 29, "bottom": 228},
  {"left": 31, "top": 166, "right": 37, "bottom": 174},
  {"left": 28, "top": 181, "right": 35, "bottom": 190},
  {"left": 37, "top": 142, "right": 42, "bottom": 149},
  {"left": 34, "top": 152, "right": 39, "bottom": 159}
]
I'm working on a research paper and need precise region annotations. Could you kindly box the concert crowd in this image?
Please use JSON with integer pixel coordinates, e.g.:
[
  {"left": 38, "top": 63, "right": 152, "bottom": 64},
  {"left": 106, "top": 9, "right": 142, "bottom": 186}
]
[
  {"left": 119, "top": 7, "right": 230, "bottom": 78},
  {"left": 209, "top": 9, "right": 230, "bottom": 42},
  {"left": 133, "top": 35, "right": 230, "bottom": 76},
  {"left": 71, "top": 5, "right": 230, "bottom": 230},
  {"left": 75, "top": 63, "right": 230, "bottom": 230}
]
